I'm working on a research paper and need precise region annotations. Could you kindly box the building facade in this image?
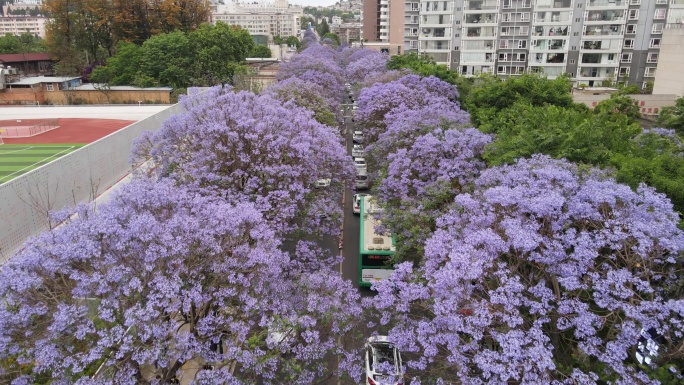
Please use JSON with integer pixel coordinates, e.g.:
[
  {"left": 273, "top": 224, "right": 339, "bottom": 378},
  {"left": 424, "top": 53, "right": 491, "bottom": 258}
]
[
  {"left": 210, "top": 0, "right": 303, "bottom": 39},
  {"left": 0, "top": 16, "right": 47, "bottom": 38},
  {"left": 363, "top": 0, "right": 682, "bottom": 87}
]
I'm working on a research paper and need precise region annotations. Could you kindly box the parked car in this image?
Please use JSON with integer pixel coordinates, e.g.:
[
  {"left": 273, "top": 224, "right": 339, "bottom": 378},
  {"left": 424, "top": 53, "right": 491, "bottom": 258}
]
[
  {"left": 353, "top": 131, "right": 364, "bottom": 143},
  {"left": 352, "top": 144, "right": 364, "bottom": 158},
  {"left": 365, "top": 336, "right": 403, "bottom": 385},
  {"left": 356, "top": 173, "right": 369, "bottom": 190},
  {"left": 354, "top": 157, "right": 367, "bottom": 170},
  {"left": 315, "top": 178, "right": 331, "bottom": 188}
]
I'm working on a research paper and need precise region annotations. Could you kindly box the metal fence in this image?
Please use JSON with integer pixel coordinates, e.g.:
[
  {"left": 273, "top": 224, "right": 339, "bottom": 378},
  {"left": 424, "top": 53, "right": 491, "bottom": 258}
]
[
  {"left": 0, "top": 104, "right": 183, "bottom": 263},
  {"left": 0, "top": 119, "right": 59, "bottom": 138}
]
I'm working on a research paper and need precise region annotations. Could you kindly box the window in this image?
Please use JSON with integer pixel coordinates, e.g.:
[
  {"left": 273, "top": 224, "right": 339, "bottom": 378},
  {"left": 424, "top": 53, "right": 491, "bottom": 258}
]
[
  {"left": 649, "top": 38, "right": 661, "bottom": 48},
  {"left": 499, "top": 53, "right": 507, "bottom": 60},
  {"left": 626, "top": 24, "right": 637, "bottom": 34},
  {"left": 410, "top": 40, "right": 418, "bottom": 48},
  {"left": 621, "top": 53, "right": 632, "bottom": 63},
  {"left": 630, "top": 0, "right": 640, "bottom": 3},
  {"left": 628, "top": 10, "right": 639, "bottom": 20},
  {"left": 608, "top": 53, "right": 615, "bottom": 61},
  {"left": 499, "top": 40, "right": 509, "bottom": 48},
  {"left": 519, "top": 26, "right": 529, "bottom": 35},
  {"left": 518, "top": 40, "right": 527, "bottom": 48},
  {"left": 656, "top": 0, "right": 667, "bottom": 3},
  {"left": 573, "top": 32, "right": 579, "bottom": 36},
  {"left": 576, "top": 18, "right": 581, "bottom": 22},
  {"left": 644, "top": 67, "right": 656, "bottom": 77},
  {"left": 619, "top": 67, "right": 630, "bottom": 76},
  {"left": 501, "top": 27, "right": 510, "bottom": 35},
  {"left": 647, "top": 53, "right": 659, "bottom": 63},
  {"left": 46, "top": 83, "right": 54, "bottom": 91},
  {"left": 498, "top": 66, "right": 506, "bottom": 74},
  {"left": 577, "top": 3, "right": 582, "bottom": 7},
  {"left": 654, "top": 8, "right": 666, "bottom": 19},
  {"left": 570, "top": 59, "right": 575, "bottom": 64},
  {"left": 652, "top": 23, "right": 663, "bottom": 34},
  {"left": 624, "top": 39, "right": 634, "bottom": 48}
]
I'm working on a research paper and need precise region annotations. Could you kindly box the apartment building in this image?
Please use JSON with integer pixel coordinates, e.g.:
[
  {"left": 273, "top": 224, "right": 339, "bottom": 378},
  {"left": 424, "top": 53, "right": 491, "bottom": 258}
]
[
  {"left": 362, "top": 0, "right": 406, "bottom": 53},
  {"left": 211, "top": 0, "right": 303, "bottom": 38},
  {"left": 367, "top": 0, "right": 683, "bottom": 87},
  {"left": 0, "top": 16, "right": 47, "bottom": 38}
]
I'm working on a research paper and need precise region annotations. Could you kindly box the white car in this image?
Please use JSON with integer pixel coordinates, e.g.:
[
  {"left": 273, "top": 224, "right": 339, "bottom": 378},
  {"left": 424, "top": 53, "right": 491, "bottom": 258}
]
[
  {"left": 365, "top": 336, "right": 403, "bottom": 385},
  {"left": 352, "top": 144, "right": 364, "bottom": 158},
  {"left": 354, "top": 157, "right": 367, "bottom": 169},
  {"left": 353, "top": 131, "right": 364, "bottom": 143},
  {"left": 315, "top": 178, "right": 331, "bottom": 188},
  {"left": 356, "top": 173, "right": 369, "bottom": 190}
]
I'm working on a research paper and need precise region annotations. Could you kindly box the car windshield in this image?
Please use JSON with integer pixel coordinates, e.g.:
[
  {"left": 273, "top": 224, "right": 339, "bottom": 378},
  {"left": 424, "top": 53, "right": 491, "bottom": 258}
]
[{"left": 373, "top": 343, "right": 396, "bottom": 373}]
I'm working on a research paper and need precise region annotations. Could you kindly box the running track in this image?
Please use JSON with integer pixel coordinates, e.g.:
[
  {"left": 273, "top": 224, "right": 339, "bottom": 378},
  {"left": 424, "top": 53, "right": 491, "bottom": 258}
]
[{"left": 1, "top": 118, "right": 136, "bottom": 144}]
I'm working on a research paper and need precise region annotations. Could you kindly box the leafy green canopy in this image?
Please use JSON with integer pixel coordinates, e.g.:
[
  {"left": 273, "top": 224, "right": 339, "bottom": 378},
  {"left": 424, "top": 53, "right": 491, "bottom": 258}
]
[
  {"left": 467, "top": 73, "right": 574, "bottom": 126},
  {"left": 90, "top": 22, "right": 254, "bottom": 88},
  {"left": 657, "top": 97, "right": 684, "bottom": 137},
  {"left": 0, "top": 33, "right": 46, "bottom": 54}
]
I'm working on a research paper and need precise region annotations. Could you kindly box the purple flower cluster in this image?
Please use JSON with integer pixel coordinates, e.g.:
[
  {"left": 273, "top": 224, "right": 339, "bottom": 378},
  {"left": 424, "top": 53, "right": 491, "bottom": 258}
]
[{"left": 372, "top": 155, "right": 684, "bottom": 383}]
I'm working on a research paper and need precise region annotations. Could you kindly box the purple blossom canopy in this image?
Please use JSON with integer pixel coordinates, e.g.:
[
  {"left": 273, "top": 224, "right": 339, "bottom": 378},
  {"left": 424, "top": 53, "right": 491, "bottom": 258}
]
[
  {"left": 371, "top": 155, "right": 684, "bottom": 384},
  {"left": 0, "top": 179, "right": 364, "bottom": 384},
  {"left": 345, "top": 51, "right": 389, "bottom": 84},
  {"left": 133, "top": 86, "right": 355, "bottom": 237}
]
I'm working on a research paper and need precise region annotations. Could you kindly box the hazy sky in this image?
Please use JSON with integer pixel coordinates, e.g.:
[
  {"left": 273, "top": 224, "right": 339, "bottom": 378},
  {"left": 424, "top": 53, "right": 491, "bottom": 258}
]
[{"left": 291, "top": 0, "right": 339, "bottom": 7}]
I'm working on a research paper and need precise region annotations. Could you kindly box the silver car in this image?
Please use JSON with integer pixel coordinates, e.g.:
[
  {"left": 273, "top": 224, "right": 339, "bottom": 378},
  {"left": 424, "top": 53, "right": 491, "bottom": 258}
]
[
  {"left": 353, "top": 131, "right": 364, "bottom": 143},
  {"left": 352, "top": 144, "right": 364, "bottom": 158},
  {"left": 365, "top": 336, "right": 403, "bottom": 385}
]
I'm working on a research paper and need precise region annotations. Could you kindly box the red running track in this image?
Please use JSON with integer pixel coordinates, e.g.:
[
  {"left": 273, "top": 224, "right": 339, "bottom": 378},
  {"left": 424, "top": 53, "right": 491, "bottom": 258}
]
[{"left": 1, "top": 118, "right": 136, "bottom": 144}]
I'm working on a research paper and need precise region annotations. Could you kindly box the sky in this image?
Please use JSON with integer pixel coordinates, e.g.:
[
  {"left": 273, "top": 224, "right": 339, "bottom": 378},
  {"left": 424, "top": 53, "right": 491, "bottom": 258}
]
[{"left": 291, "top": 0, "right": 339, "bottom": 7}]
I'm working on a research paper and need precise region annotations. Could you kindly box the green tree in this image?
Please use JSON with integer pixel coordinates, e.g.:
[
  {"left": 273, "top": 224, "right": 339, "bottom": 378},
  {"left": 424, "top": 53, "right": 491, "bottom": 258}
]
[
  {"left": 657, "top": 97, "right": 684, "bottom": 136},
  {"left": 593, "top": 94, "right": 641, "bottom": 121},
  {"left": 322, "top": 32, "right": 340, "bottom": 46},
  {"left": 250, "top": 45, "right": 272, "bottom": 58},
  {"left": 301, "top": 16, "right": 315, "bottom": 30},
  {"left": 0, "top": 33, "right": 46, "bottom": 54},
  {"left": 316, "top": 18, "right": 330, "bottom": 36},
  {"left": 139, "top": 31, "right": 194, "bottom": 88},
  {"left": 189, "top": 22, "right": 254, "bottom": 86},
  {"left": 285, "top": 36, "right": 301, "bottom": 49},
  {"left": 466, "top": 73, "right": 574, "bottom": 127},
  {"left": 89, "top": 41, "right": 143, "bottom": 85}
]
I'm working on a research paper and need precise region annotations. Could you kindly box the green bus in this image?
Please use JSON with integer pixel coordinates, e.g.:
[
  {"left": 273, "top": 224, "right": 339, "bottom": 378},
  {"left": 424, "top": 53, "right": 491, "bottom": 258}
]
[{"left": 358, "top": 195, "right": 395, "bottom": 287}]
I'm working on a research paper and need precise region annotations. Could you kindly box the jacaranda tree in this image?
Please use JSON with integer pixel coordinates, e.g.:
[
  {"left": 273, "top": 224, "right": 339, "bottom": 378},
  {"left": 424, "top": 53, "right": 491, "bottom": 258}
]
[
  {"left": 371, "top": 155, "right": 684, "bottom": 384},
  {"left": 345, "top": 51, "right": 388, "bottom": 84},
  {"left": 133, "top": 86, "right": 356, "bottom": 240},
  {"left": 370, "top": 105, "right": 491, "bottom": 264},
  {"left": 0, "top": 179, "right": 364, "bottom": 384}
]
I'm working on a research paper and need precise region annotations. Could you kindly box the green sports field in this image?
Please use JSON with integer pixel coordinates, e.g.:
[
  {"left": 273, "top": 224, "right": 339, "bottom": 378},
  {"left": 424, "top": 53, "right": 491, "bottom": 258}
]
[{"left": 0, "top": 144, "right": 85, "bottom": 184}]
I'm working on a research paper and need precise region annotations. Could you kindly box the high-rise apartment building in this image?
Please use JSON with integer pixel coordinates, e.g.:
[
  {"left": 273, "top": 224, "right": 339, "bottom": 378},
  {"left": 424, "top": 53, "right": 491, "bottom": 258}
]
[
  {"left": 362, "top": 0, "right": 405, "bottom": 53},
  {"left": 211, "top": 0, "right": 302, "bottom": 38},
  {"left": 363, "top": 0, "right": 683, "bottom": 87}
]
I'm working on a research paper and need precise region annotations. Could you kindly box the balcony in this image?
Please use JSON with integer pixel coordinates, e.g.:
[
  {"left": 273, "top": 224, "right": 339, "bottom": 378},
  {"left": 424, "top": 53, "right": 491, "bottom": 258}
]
[
  {"left": 464, "top": 0, "right": 499, "bottom": 11},
  {"left": 529, "top": 66, "right": 566, "bottom": 77},
  {"left": 502, "top": 0, "right": 532, "bottom": 8},
  {"left": 581, "top": 53, "right": 619, "bottom": 65},
  {"left": 461, "top": 53, "right": 495, "bottom": 63},
  {"left": 577, "top": 67, "right": 616, "bottom": 78},
  {"left": 585, "top": 10, "right": 625, "bottom": 22},
  {"left": 534, "top": 11, "right": 572, "bottom": 23},
  {"left": 464, "top": 14, "right": 497, "bottom": 24},
  {"left": 464, "top": 26, "right": 497, "bottom": 38},
  {"left": 531, "top": 39, "right": 567, "bottom": 50},
  {"left": 672, "top": 0, "right": 684, "bottom": 5},
  {"left": 421, "top": 41, "right": 450, "bottom": 51},
  {"left": 535, "top": 0, "right": 572, "bottom": 8},
  {"left": 587, "top": 0, "right": 627, "bottom": 8},
  {"left": 533, "top": 25, "right": 569, "bottom": 36},
  {"left": 584, "top": 25, "right": 623, "bottom": 36},
  {"left": 461, "top": 40, "right": 496, "bottom": 51}
]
